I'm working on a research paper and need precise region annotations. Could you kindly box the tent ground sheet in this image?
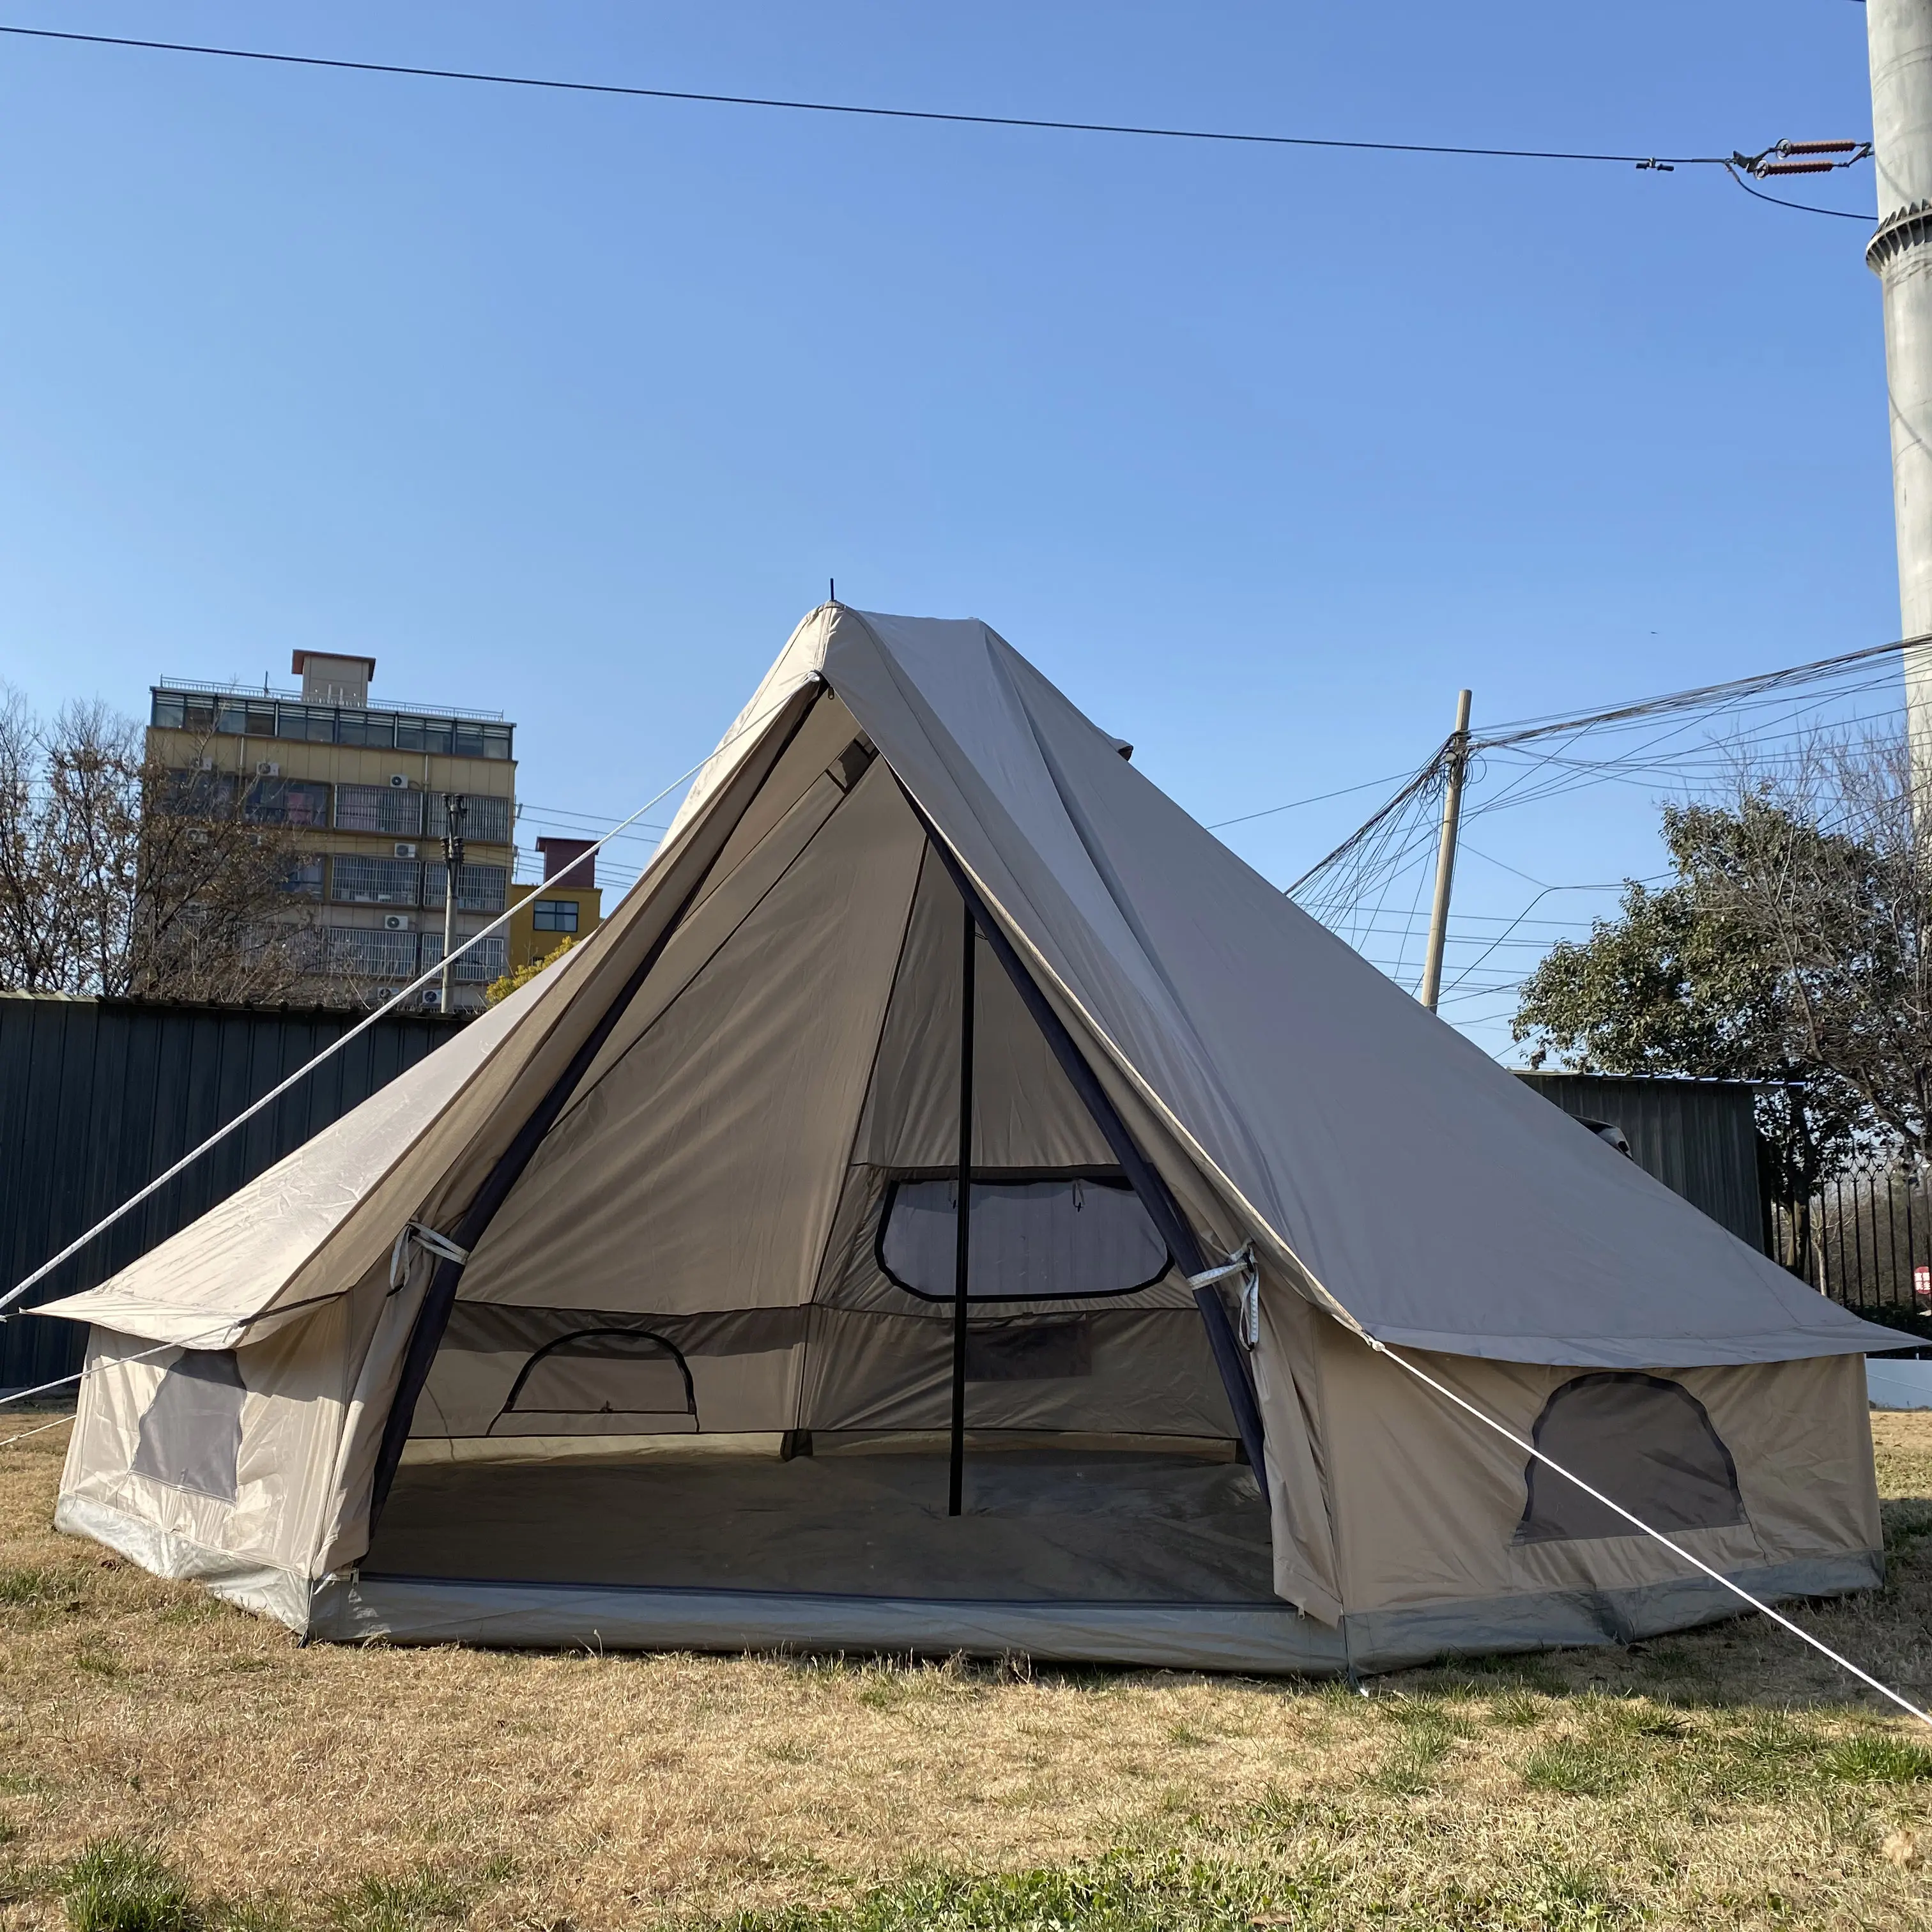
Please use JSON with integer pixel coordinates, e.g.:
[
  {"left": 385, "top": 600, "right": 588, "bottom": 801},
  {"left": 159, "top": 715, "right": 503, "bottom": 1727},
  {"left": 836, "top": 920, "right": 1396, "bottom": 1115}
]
[{"left": 362, "top": 1447, "right": 1277, "bottom": 1603}]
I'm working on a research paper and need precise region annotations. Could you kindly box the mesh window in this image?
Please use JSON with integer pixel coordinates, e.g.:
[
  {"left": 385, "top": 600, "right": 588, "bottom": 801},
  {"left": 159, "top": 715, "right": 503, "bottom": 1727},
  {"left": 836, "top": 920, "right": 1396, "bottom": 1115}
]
[
  {"left": 880, "top": 1174, "right": 1170, "bottom": 1301},
  {"left": 1516, "top": 1373, "right": 1747, "bottom": 1545},
  {"left": 491, "top": 1330, "right": 698, "bottom": 1436},
  {"left": 131, "top": 1350, "right": 245, "bottom": 1501}
]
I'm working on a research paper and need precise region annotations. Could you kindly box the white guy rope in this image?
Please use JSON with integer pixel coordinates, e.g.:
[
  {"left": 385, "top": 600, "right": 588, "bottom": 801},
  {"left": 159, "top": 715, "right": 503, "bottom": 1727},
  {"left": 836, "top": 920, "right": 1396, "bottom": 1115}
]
[
  {"left": 0, "top": 1414, "right": 75, "bottom": 1452},
  {"left": 0, "top": 709, "right": 783, "bottom": 1321},
  {"left": 1366, "top": 1335, "right": 1932, "bottom": 1729}
]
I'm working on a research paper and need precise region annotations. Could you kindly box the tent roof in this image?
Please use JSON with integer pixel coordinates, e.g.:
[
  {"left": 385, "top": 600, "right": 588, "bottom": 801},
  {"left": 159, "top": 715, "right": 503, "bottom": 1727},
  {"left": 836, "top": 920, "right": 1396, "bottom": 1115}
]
[
  {"left": 41, "top": 603, "right": 1899, "bottom": 1368},
  {"left": 716, "top": 605, "right": 1892, "bottom": 1368}
]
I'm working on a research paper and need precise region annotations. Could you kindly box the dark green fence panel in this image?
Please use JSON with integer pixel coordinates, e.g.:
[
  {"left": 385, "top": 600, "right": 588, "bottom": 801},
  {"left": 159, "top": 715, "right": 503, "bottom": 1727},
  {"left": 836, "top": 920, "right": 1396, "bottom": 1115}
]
[
  {"left": 1515, "top": 1073, "right": 1768, "bottom": 1254},
  {"left": 0, "top": 995, "right": 464, "bottom": 1392}
]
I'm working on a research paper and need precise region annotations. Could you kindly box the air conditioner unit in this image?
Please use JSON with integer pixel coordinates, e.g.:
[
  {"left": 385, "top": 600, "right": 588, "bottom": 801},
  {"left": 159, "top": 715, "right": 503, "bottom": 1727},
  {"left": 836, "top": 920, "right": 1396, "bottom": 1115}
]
[
  {"left": 189, "top": 756, "right": 216, "bottom": 771},
  {"left": 255, "top": 760, "right": 280, "bottom": 778},
  {"left": 382, "top": 914, "right": 413, "bottom": 932},
  {"left": 388, "top": 774, "right": 410, "bottom": 789},
  {"left": 374, "top": 987, "right": 399, "bottom": 1003},
  {"left": 420, "top": 988, "right": 442, "bottom": 1011},
  {"left": 394, "top": 841, "right": 417, "bottom": 859}
]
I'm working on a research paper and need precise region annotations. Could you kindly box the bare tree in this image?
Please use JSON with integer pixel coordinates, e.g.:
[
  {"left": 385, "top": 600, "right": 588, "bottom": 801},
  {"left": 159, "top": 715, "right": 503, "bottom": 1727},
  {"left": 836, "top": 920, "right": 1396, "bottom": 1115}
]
[
  {"left": 0, "top": 685, "right": 321, "bottom": 1004},
  {"left": 0, "top": 687, "right": 70, "bottom": 992}
]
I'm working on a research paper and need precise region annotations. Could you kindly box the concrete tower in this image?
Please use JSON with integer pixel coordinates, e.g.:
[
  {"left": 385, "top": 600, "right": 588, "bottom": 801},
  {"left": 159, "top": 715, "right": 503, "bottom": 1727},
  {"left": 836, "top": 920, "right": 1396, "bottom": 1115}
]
[{"left": 1869, "top": 0, "right": 1932, "bottom": 766}]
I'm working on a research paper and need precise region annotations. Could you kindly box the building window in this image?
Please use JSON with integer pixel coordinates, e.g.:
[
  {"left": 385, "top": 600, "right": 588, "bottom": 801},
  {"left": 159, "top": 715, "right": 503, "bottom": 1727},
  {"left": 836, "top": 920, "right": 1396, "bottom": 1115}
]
[
  {"left": 878, "top": 1173, "right": 1172, "bottom": 1301},
  {"left": 423, "top": 862, "right": 508, "bottom": 914},
  {"left": 162, "top": 769, "right": 238, "bottom": 816},
  {"left": 532, "top": 899, "right": 579, "bottom": 933},
  {"left": 330, "top": 856, "right": 422, "bottom": 906},
  {"left": 280, "top": 856, "right": 325, "bottom": 898},
  {"left": 422, "top": 931, "right": 508, "bottom": 983},
  {"left": 325, "top": 926, "right": 420, "bottom": 980},
  {"left": 334, "top": 785, "right": 425, "bottom": 837},
  {"left": 243, "top": 778, "right": 330, "bottom": 829},
  {"left": 394, "top": 717, "right": 456, "bottom": 756},
  {"left": 425, "top": 793, "right": 512, "bottom": 845},
  {"left": 333, "top": 709, "right": 392, "bottom": 748}
]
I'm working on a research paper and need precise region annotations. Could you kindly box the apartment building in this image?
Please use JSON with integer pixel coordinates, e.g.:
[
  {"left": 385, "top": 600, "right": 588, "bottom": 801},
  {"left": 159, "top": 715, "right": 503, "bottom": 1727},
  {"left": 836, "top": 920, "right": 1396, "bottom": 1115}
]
[{"left": 145, "top": 652, "right": 516, "bottom": 1013}]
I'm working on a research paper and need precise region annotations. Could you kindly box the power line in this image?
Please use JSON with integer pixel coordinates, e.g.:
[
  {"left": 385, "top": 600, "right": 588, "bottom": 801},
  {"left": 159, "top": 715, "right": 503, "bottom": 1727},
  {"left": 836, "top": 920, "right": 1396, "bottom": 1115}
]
[
  {"left": 1206, "top": 767, "right": 1420, "bottom": 831},
  {"left": 0, "top": 24, "right": 1857, "bottom": 183},
  {"left": 1723, "top": 162, "right": 1874, "bottom": 222}
]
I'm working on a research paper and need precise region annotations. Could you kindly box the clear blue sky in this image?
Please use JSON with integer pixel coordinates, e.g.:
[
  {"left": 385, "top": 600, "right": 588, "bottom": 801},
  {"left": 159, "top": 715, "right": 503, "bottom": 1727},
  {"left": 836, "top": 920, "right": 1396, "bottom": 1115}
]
[{"left": 0, "top": 3, "right": 1897, "bottom": 1050}]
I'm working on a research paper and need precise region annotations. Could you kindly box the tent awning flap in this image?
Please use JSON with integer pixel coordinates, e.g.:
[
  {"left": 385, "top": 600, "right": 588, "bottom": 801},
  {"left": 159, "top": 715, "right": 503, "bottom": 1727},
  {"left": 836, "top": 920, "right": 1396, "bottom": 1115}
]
[{"left": 33, "top": 993, "right": 535, "bottom": 1346}]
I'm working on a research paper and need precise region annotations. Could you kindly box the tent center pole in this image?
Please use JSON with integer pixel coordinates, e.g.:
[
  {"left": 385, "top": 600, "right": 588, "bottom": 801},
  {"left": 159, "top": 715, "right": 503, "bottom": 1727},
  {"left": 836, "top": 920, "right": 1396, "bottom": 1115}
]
[{"left": 949, "top": 899, "right": 976, "bottom": 1517}]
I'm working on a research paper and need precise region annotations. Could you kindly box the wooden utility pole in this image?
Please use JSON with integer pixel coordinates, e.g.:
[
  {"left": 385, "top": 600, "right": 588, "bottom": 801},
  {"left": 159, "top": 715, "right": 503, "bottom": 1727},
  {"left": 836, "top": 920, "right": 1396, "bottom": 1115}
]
[{"left": 1418, "top": 690, "right": 1472, "bottom": 1014}]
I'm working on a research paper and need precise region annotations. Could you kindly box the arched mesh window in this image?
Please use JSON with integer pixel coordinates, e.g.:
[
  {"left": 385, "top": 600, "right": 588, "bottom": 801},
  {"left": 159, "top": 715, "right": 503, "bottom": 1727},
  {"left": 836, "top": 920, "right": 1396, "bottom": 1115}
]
[
  {"left": 490, "top": 1330, "right": 697, "bottom": 1436},
  {"left": 878, "top": 1173, "right": 1170, "bottom": 1301},
  {"left": 1517, "top": 1372, "right": 1745, "bottom": 1545}
]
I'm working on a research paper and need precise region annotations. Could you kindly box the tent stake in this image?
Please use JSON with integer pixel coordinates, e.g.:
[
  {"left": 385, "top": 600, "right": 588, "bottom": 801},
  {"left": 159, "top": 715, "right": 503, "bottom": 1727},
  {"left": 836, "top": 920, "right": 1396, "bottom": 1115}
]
[{"left": 950, "top": 900, "right": 976, "bottom": 1517}]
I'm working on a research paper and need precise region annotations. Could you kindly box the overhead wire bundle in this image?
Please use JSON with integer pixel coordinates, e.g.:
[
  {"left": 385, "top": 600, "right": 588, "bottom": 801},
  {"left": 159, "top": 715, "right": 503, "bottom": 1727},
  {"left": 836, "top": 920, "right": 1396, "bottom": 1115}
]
[{"left": 1282, "top": 637, "right": 1918, "bottom": 1023}]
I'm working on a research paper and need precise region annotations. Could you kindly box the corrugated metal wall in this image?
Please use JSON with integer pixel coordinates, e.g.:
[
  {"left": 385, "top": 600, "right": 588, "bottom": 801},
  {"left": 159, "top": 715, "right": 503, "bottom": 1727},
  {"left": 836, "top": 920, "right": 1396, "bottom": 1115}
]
[
  {"left": 1515, "top": 1073, "right": 1767, "bottom": 1252},
  {"left": 0, "top": 995, "right": 464, "bottom": 1392}
]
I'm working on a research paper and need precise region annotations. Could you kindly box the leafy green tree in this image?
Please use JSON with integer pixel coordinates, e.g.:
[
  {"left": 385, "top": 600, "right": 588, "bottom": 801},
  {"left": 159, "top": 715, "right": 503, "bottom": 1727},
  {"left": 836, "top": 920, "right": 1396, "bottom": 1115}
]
[{"left": 1512, "top": 725, "right": 1932, "bottom": 1259}]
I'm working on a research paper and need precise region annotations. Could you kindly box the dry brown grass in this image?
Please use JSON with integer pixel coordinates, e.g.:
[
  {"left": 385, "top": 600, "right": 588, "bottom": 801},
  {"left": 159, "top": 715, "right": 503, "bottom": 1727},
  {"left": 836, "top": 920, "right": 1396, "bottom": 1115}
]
[{"left": 0, "top": 1416, "right": 1930, "bottom": 1929}]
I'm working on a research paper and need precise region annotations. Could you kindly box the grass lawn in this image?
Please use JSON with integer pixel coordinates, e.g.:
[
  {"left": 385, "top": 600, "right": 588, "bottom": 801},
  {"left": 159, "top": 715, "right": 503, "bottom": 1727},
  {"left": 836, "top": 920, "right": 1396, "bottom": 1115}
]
[{"left": 0, "top": 1416, "right": 1929, "bottom": 1929}]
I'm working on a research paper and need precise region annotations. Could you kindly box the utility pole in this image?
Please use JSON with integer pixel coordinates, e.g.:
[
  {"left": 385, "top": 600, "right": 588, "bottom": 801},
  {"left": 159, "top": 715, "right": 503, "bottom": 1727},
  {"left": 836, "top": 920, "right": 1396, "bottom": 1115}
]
[
  {"left": 1868, "top": 0, "right": 1932, "bottom": 785},
  {"left": 1418, "top": 690, "right": 1473, "bottom": 1015},
  {"left": 438, "top": 792, "right": 467, "bottom": 1013}
]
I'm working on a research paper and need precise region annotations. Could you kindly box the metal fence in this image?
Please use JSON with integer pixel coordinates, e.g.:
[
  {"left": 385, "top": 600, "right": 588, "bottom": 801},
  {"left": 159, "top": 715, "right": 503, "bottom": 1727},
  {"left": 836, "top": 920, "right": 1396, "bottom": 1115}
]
[
  {"left": 0, "top": 993, "right": 464, "bottom": 1392},
  {"left": 1767, "top": 1161, "right": 1932, "bottom": 1348}
]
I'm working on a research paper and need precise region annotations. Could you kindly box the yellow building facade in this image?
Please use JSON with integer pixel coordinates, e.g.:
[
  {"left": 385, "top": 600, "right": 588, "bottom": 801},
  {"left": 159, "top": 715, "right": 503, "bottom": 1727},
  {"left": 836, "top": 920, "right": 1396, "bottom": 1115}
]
[{"left": 503, "top": 837, "right": 605, "bottom": 978}]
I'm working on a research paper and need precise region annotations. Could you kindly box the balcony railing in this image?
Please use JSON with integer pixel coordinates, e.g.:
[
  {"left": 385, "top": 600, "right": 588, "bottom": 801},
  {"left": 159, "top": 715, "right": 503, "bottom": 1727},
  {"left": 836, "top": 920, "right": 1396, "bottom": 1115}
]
[
  {"left": 152, "top": 688, "right": 513, "bottom": 758},
  {"left": 157, "top": 675, "right": 506, "bottom": 723}
]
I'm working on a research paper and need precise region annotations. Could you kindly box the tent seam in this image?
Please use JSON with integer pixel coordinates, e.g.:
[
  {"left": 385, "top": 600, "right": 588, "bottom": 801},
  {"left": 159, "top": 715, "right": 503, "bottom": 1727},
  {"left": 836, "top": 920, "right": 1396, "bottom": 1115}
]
[{"left": 793, "top": 834, "right": 933, "bottom": 1436}]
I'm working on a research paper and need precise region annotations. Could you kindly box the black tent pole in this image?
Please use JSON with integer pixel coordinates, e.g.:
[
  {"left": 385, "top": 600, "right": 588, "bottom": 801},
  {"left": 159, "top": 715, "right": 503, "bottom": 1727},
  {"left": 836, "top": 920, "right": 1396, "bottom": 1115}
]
[{"left": 949, "top": 900, "right": 976, "bottom": 1517}]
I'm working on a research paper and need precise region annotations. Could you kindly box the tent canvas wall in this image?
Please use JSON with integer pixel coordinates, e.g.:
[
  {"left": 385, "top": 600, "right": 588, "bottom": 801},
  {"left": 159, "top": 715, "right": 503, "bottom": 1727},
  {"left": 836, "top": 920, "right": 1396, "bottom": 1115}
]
[{"left": 39, "top": 608, "right": 1896, "bottom": 1673}]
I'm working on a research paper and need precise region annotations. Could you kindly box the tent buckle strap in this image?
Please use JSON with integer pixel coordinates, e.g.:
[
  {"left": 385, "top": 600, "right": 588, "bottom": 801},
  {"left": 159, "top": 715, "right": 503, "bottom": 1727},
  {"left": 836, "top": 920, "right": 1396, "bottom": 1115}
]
[
  {"left": 1188, "top": 1246, "right": 1260, "bottom": 1351},
  {"left": 388, "top": 1223, "right": 472, "bottom": 1291}
]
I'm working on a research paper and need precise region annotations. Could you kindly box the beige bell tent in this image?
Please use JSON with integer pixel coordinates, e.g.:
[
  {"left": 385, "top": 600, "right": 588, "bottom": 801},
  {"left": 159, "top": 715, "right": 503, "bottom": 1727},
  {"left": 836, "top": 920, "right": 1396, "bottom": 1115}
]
[{"left": 39, "top": 607, "right": 1897, "bottom": 1673}]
